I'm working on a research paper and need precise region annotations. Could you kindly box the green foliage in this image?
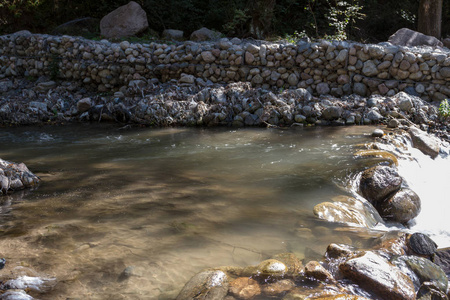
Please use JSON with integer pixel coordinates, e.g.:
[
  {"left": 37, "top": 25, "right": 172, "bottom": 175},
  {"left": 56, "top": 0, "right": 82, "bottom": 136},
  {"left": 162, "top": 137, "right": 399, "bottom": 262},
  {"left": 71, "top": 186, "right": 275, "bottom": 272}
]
[
  {"left": 283, "top": 30, "right": 309, "bottom": 43},
  {"left": 324, "top": 1, "right": 365, "bottom": 40},
  {"left": 439, "top": 99, "right": 450, "bottom": 120},
  {"left": 222, "top": 8, "right": 251, "bottom": 37}
]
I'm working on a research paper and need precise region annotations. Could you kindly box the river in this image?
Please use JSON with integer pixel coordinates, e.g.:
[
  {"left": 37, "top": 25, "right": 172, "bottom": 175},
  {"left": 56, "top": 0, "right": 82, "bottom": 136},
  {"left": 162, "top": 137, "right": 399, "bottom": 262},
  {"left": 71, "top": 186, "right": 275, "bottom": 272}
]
[{"left": 0, "top": 124, "right": 447, "bottom": 299}]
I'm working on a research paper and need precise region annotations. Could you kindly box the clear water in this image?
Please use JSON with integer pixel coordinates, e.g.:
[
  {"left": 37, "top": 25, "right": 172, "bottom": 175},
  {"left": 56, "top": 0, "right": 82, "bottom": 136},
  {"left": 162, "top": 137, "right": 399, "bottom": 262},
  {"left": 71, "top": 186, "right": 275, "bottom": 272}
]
[{"left": 0, "top": 125, "right": 443, "bottom": 299}]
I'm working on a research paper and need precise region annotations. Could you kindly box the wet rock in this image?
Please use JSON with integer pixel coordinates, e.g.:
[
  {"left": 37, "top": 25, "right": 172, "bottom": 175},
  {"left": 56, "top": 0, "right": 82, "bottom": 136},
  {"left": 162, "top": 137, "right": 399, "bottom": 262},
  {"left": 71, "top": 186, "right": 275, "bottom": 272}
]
[
  {"left": 325, "top": 243, "right": 355, "bottom": 260},
  {"left": 100, "top": 1, "right": 148, "bottom": 38},
  {"left": 388, "top": 28, "right": 444, "bottom": 47},
  {"left": 176, "top": 270, "right": 228, "bottom": 300},
  {"left": 407, "top": 233, "right": 438, "bottom": 257},
  {"left": 377, "top": 188, "right": 421, "bottom": 224},
  {"left": 228, "top": 277, "right": 261, "bottom": 300},
  {"left": 261, "top": 279, "right": 295, "bottom": 297},
  {"left": 359, "top": 165, "right": 402, "bottom": 204},
  {"left": 394, "top": 255, "right": 448, "bottom": 293},
  {"left": 434, "top": 248, "right": 450, "bottom": 279},
  {"left": 1, "top": 290, "right": 33, "bottom": 300},
  {"left": 304, "top": 261, "right": 335, "bottom": 283},
  {"left": 313, "top": 196, "right": 381, "bottom": 228},
  {"left": 417, "top": 281, "right": 448, "bottom": 300},
  {"left": 271, "top": 253, "right": 304, "bottom": 276},
  {"left": 408, "top": 127, "right": 441, "bottom": 159},
  {"left": 371, "top": 129, "right": 384, "bottom": 137},
  {"left": 256, "top": 259, "right": 287, "bottom": 278},
  {"left": 77, "top": 97, "right": 92, "bottom": 113},
  {"left": 302, "top": 294, "right": 372, "bottom": 300},
  {"left": 339, "top": 251, "right": 416, "bottom": 300}
]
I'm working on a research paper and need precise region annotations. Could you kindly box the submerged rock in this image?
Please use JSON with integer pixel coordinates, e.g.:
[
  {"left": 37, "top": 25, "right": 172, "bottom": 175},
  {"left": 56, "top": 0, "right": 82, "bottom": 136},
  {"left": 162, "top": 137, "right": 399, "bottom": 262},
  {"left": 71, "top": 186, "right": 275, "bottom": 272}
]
[
  {"left": 339, "top": 251, "right": 416, "bottom": 300},
  {"left": 176, "top": 270, "right": 228, "bottom": 300},
  {"left": 304, "top": 261, "right": 335, "bottom": 283},
  {"left": 228, "top": 277, "right": 261, "bottom": 300},
  {"left": 359, "top": 165, "right": 402, "bottom": 204}
]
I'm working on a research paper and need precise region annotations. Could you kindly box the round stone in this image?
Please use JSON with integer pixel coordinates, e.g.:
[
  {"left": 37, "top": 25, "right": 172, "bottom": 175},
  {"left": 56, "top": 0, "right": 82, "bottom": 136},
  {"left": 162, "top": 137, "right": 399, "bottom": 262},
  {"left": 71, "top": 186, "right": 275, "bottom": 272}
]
[{"left": 408, "top": 233, "right": 437, "bottom": 256}]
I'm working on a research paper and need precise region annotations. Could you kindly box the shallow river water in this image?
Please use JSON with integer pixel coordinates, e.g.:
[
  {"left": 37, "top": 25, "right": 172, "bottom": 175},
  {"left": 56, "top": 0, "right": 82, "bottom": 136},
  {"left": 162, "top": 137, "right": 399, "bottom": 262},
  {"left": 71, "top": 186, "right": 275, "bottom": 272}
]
[{"left": 0, "top": 125, "right": 447, "bottom": 299}]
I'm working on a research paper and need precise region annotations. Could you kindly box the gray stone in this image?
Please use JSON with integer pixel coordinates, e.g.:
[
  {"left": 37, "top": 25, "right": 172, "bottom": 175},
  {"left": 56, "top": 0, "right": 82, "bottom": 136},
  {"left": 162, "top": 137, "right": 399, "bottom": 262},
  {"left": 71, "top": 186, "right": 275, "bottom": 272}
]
[
  {"left": 316, "top": 82, "right": 330, "bottom": 95},
  {"left": 176, "top": 270, "right": 228, "bottom": 300},
  {"left": 179, "top": 74, "right": 195, "bottom": 84},
  {"left": 201, "top": 51, "right": 215, "bottom": 63},
  {"left": 190, "top": 27, "right": 222, "bottom": 41},
  {"left": 372, "top": 128, "right": 384, "bottom": 137},
  {"left": 77, "top": 98, "right": 92, "bottom": 113},
  {"left": 162, "top": 29, "right": 184, "bottom": 41},
  {"left": 29, "top": 101, "right": 48, "bottom": 112},
  {"left": 287, "top": 73, "right": 299, "bottom": 86},
  {"left": 408, "top": 127, "right": 441, "bottom": 159},
  {"left": 439, "top": 67, "right": 450, "bottom": 78},
  {"left": 366, "top": 109, "right": 383, "bottom": 122},
  {"left": 396, "top": 93, "right": 414, "bottom": 112},
  {"left": 100, "top": 1, "right": 149, "bottom": 38},
  {"left": 388, "top": 28, "right": 443, "bottom": 47},
  {"left": 353, "top": 83, "right": 367, "bottom": 96},
  {"left": 362, "top": 60, "right": 379, "bottom": 76},
  {"left": 321, "top": 106, "right": 342, "bottom": 120}
]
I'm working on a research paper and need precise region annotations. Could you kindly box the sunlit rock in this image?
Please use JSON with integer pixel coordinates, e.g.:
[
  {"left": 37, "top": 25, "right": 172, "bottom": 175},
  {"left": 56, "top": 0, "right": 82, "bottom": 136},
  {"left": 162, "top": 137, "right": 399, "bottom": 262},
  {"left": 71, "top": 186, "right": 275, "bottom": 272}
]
[
  {"left": 377, "top": 188, "right": 421, "bottom": 224},
  {"left": 228, "top": 277, "right": 261, "bottom": 300},
  {"left": 339, "top": 251, "right": 415, "bottom": 300},
  {"left": 304, "top": 261, "right": 335, "bottom": 283},
  {"left": 176, "top": 270, "right": 228, "bottom": 300},
  {"left": 256, "top": 259, "right": 287, "bottom": 278},
  {"left": 359, "top": 165, "right": 402, "bottom": 204},
  {"left": 261, "top": 279, "right": 295, "bottom": 297},
  {"left": 408, "top": 127, "right": 441, "bottom": 159},
  {"left": 0, "top": 159, "right": 40, "bottom": 194}
]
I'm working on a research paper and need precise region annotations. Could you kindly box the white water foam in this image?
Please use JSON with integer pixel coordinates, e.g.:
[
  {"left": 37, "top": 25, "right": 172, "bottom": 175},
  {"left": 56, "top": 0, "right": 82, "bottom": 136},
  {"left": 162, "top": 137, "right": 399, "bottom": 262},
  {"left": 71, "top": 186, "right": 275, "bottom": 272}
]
[{"left": 397, "top": 147, "right": 450, "bottom": 248}]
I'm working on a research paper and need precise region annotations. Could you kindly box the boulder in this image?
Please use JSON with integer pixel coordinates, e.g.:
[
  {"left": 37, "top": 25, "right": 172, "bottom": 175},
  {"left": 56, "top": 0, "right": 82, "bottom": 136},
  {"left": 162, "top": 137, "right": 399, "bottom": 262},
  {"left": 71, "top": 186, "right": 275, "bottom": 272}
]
[
  {"left": 256, "top": 259, "right": 287, "bottom": 278},
  {"left": 176, "top": 270, "right": 228, "bottom": 300},
  {"left": 190, "top": 27, "right": 222, "bottom": 41},
  {"left": 408, "top": 127, "right": 441, "bottom": 159},
  {"left": 0, "top": 159, "right": 40, "bottom": 194},
  {"left": 443, "top": 38, "right": 450, "bottom": 49},
  {"left": 321, "top": 106, "right": 342, "bottom": 120},
  {"left": 377, "top": 188, "right": 421, "bottom": 224},
  {"left": 162, "top": 29, "right": 184, "bottom": 41},
  {"left": 100, "top": 1, "right": 149, "bottom": 38},
  {"left": 304, "top": 261, "right": 335, "bottom": 282},
  {"left": 77, "top": 98, "right": 92, "bottom": 113},
  {"left": 417, "top": 282, "right": 448, "bottom": 300},
  {"left": 359, "top": 165, "right": 402, "bottom": 204},
  {"left": 388, "top": 28, "right": 444, "bottom": 47},
  {"left": 392, "top": 255, "right": 448, "bottom": 293},
  {"left": 339, "top": 251, "right": 416, "bottom": 300},
  {"left": 261, "top": 279, "right": 295, "bottom": 297},
  {"left": 434, "top": 248, "right": 450, "bottom": 279}
]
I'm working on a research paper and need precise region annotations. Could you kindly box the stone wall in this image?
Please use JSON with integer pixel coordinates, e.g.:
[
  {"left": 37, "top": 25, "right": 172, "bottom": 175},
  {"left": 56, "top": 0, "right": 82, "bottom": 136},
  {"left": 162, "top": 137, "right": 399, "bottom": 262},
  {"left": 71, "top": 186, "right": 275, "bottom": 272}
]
[{"left": 1, "top": 31, "right": 449, "bottom": 101}]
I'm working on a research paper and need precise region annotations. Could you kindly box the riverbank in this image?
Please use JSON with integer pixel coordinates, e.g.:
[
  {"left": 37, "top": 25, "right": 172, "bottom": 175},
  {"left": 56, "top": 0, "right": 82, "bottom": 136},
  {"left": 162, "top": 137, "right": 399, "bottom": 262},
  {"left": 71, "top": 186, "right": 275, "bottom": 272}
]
[{"left": 0, "top": 75, "right": 449, "bottom": 143}]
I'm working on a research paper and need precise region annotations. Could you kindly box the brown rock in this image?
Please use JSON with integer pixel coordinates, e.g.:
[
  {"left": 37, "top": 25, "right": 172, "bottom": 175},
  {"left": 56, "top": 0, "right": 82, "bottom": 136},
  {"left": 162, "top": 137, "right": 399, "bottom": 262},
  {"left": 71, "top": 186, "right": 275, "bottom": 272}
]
[
  {"left": 377, "top": 188, "right": 421, "bottom": 224},
  {"left": 261, "top": 279, "right": 295, "bottom": 296},
  {"left": 176, "top": 270, "right": 228, "bottom": 300},
  {"left": 305, "top": 261, "right": 335, "bottom": 283},
  {"left": 229, "top": 277, "right": 261, "bottom": 300},
  {"left": 77, "top": 98, "right": 92, "bottom": 113},
  {"left": 100, "top": 1, "right": 149, "bottom": 38}
]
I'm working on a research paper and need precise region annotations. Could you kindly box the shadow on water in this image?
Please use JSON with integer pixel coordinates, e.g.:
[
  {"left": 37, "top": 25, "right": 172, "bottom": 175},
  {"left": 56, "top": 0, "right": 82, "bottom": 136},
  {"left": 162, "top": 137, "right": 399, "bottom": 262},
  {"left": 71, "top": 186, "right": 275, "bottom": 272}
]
[{"left": 0, "top": 124, "right": 381, "bottom": 299}]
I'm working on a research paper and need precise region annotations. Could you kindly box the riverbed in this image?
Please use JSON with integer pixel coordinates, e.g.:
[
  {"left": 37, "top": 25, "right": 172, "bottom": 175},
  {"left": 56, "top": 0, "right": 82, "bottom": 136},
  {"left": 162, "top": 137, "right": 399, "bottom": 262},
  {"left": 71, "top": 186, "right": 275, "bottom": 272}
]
[{"left": 0, "top": 125, "right": 447, "bottom": 299}]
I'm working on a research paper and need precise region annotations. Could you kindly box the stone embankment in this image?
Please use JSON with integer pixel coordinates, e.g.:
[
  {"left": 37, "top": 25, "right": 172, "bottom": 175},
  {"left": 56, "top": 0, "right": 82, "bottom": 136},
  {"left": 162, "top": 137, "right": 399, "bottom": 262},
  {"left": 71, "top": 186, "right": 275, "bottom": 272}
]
[{"left": 1, "top": 31, "right": 449, "bottom": 101}]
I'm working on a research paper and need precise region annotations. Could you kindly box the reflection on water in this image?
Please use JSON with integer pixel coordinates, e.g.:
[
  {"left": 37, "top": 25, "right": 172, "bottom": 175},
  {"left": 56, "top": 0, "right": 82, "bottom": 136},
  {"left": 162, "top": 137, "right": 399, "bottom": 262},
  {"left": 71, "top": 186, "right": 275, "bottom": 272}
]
[{"left": 0, "top": 125, "right": 384, "bottom": 299}]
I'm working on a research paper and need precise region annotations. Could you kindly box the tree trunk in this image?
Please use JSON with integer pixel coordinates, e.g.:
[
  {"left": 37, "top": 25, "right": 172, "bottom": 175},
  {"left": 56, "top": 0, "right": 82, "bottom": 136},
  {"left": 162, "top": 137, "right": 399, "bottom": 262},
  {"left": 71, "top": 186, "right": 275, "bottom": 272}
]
[{"left": 418, "top": 0, "right": 443, "bottom": 38}]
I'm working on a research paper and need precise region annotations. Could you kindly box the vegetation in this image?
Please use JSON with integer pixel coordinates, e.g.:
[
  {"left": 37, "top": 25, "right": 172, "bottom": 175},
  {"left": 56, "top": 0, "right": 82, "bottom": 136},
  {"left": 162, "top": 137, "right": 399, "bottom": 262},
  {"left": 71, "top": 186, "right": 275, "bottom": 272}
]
[
  {"left": 439, "top": 99, "right": 450, "bottom": 121},
  {"left": 0, "top": 0, "right": 449, "bottom": 42}
]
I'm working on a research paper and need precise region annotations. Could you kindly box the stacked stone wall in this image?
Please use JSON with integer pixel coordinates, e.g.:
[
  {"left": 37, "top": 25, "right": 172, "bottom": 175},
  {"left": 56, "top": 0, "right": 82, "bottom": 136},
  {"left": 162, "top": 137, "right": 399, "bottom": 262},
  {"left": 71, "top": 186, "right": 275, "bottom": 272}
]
[{"left": 1, "top": 32, "right": 449, "bottom": 101}]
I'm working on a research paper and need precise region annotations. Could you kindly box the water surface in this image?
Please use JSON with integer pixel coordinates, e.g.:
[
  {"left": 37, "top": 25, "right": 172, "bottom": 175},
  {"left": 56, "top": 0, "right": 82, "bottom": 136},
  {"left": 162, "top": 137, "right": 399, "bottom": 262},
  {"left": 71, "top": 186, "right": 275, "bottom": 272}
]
[{"left": 0, "top": 125, "right": 431, "bottom": 299}]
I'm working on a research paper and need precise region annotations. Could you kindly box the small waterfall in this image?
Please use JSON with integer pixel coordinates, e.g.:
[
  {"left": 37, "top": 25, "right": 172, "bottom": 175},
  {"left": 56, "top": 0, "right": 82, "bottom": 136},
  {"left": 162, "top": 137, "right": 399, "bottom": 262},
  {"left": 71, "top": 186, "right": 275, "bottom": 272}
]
[{"left": 398, "top": 146, "right": 450, "bottom": 248}]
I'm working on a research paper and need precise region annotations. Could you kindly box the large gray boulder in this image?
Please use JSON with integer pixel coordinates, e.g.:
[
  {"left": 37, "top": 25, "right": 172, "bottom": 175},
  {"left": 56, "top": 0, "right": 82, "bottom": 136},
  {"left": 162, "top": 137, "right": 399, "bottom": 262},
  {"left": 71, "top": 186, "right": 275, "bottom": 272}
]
[
  {"left": 100, "top": 1, "right": 148, "bottom": 38},
  {"left": 388, "top": 28, "right": 444, "bottom": 47}
]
